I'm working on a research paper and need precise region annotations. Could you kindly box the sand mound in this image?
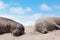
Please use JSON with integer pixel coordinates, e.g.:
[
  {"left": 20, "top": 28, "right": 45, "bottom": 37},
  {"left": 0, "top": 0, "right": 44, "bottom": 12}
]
[{"left": 0, "top": 26, "right": 60, "bottom": 40}]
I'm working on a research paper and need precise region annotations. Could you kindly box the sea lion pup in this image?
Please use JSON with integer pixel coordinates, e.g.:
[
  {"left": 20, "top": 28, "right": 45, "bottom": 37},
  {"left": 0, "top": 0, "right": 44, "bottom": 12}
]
[
  {"left": 35, "top": 16, "right": 60, "bottom": 34},
  {"left": 0, "top": 17, "right": 25, "bottom": 36}
]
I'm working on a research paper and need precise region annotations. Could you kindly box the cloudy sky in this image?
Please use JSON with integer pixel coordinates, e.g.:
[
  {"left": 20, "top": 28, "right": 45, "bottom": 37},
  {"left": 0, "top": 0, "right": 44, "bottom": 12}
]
[{"left": 0, "top": 0, "right": 60, "bottom": 26}]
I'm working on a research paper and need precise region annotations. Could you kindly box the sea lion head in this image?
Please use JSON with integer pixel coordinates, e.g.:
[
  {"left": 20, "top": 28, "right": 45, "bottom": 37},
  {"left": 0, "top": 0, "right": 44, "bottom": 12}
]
[
  {"left": 35, "top": 22, "right": 48, "bottom": 34},
  {"left": 11, "top": 24, "right": 25, "bottom": 36}
]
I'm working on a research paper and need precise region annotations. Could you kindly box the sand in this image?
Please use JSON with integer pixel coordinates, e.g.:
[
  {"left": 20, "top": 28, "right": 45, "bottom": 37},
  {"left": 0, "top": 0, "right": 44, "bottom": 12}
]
[{"left": 0, "top": 26, "right": 60, "bottom": 40}]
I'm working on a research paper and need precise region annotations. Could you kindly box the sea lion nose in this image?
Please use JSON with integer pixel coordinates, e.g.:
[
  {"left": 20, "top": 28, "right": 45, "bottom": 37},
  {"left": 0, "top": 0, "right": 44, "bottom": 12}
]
[
  {"left": 42, "top": 30, "right": 48, "bottom": 34},
  {"left": 44, "top": 31, "right": 47, "bottom": 34}
]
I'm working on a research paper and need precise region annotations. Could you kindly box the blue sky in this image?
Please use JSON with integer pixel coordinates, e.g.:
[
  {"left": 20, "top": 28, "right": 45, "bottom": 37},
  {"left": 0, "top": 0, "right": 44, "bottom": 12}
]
[{"left": 0, "top": 0, "right": 60, "bottom": 26}]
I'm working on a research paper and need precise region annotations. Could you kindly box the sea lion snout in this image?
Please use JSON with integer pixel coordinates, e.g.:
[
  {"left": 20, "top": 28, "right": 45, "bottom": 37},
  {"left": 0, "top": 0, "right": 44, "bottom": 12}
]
[
  {"left": 12, "top": 26, "right": 25, "bottom": 36},
  {"left": 42, "top": 30, "right": 48, "bottom": 34}
]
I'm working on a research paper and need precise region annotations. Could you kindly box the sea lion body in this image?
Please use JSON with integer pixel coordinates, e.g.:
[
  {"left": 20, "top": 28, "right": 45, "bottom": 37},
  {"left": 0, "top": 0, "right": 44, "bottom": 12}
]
[
  {"left": 0, "top": 17, "right": 25, "bottom": 36},
  {"left": 35, "top": 17, "right": 60, "bottom": 34}
]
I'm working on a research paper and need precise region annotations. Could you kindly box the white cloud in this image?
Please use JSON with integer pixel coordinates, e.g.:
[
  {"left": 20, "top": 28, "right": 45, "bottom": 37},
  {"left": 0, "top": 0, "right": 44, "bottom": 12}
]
[
  {"left": 25, "top": 7, "right": 32, "bottom": 12},
  {"left": 54, "top": 5, "right": 60, "bottom": 10},
  {"left": 22, "top": 13, "right": 42, "bottom": 26},
  {"left": 33, "top": 13, "right": 42, "bottom": 19},
  {"left": 0, "top": 1, "right": 8, "bottom": 9},
  {"left": 9, "top": 7, "right": 32, "bottom": 14},
  {"left": 0, "top": 13, "right": 16, "bottom": 20},
  {"left": 9, "top": 7, "right": 25, "bottom": 14},
  {"left": 40, "top": 3, "right": 52, "bottom": 11}
]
